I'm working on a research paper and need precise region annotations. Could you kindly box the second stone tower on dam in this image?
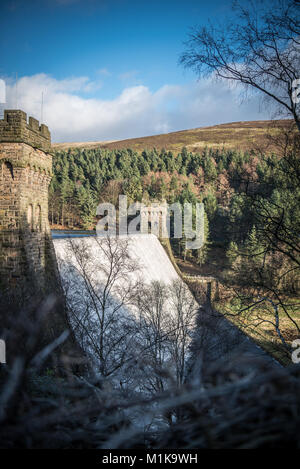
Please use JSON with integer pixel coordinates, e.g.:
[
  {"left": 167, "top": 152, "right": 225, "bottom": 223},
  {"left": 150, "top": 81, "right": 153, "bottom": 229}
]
[{"left": 0, "top": 110, "right": 54, "bottom": 291}]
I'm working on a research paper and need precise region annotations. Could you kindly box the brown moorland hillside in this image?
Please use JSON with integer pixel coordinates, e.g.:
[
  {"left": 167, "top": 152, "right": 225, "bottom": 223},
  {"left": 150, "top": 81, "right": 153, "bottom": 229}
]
[{"left": 52, "top": 119, "right": 294, "bottom": 153}]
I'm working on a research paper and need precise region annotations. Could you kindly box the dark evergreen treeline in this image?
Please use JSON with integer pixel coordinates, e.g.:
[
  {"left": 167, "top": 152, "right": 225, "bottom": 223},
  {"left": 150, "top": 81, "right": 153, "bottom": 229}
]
[
  {"left": 49, "top": 145, "right": 300, "bottom": 284},
  {"left": 50, "top": 145, "right": 262, "bottom": 224},
  {"left": 50, "top": 146, "right": 207, "bottom": 228}
]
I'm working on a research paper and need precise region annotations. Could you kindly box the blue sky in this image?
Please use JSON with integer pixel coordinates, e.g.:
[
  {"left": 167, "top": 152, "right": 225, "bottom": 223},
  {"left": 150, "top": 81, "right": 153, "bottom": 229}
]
[{"left": 0, "top": 0, "right": 270, "bottom": 142}]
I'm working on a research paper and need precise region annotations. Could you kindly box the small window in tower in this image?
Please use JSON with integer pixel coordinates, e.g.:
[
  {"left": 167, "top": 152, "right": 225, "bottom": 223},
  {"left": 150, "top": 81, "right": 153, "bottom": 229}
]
[
  {"left": 27, "top": 204, "right": 33, "bottom": 231},
  {"left": 2, "top": 161, "right": 14, "bottom": 180},
  {"left": 36, "top": 205, "right": 42, "bottom": 231}
]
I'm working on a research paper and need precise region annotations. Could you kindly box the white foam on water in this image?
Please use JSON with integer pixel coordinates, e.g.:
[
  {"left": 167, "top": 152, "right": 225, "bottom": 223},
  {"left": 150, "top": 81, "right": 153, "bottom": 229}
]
[
  {"left": 53, "top": 234, "right": 198, "bottom": 378},
  {"left": 53, "top": 233, "right": 180, "bottom": 288}
]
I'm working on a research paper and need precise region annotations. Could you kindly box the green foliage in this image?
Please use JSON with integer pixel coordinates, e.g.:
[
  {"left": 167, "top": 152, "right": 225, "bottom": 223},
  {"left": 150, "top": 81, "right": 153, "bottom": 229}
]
[
  {"left": 196, "top": 210, "right": 210, "bottom": 266},
  {"left": 79, "top": 189, "right": 98, "bottom": 230},
  {"left": 123, "top": 176, "right": 143, "bottom": 203},
  {"left": 203, "top": 192, "right": 217, "bottom": 221},
  {"left": 226, "top": 241, "right": 239, "bottom": 267},
  {"left": 203, "top": 152, "right": 217, "bottom": 182},
  {"left": 49, "top": 143, "right": 299, "bottom": 297}
]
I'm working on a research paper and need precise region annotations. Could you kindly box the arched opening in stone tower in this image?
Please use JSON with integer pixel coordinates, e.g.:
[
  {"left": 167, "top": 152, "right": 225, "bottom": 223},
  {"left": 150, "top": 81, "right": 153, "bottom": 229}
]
[
  {"left": 36, "top": 204, "right": 42, "bottom": 231},
  {"left": 2, "top": 161, "right": 14, "bottom": 180},
  {"left": 27, "top": 204, "right": 33, "bottom": 231}
]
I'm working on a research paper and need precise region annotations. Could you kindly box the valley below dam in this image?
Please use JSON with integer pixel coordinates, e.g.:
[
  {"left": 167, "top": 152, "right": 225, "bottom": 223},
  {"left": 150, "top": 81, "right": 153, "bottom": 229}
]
[{"left": 52, "top": 231, "right": 278, "bottom": 372}]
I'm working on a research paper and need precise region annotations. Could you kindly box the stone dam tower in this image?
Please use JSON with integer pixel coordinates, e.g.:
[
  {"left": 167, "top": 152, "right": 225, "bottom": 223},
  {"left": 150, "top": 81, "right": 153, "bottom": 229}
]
[{"left": 0, "top": 110, "right": 54, "bottom": 291}]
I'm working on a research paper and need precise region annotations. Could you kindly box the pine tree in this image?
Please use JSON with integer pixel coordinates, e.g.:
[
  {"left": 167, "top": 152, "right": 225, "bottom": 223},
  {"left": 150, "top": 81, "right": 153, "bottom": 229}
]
[
  {"left": 196, "top": 210, "right": 210, "bottom": 266},
  {"left": 226, "top": 241, "right": 239, "bottom": 267}
]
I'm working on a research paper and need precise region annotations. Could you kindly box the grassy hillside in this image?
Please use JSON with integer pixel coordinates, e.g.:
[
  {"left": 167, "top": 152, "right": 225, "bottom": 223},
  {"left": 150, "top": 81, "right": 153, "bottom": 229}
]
[{"left": 52, "top": 119, "right": 294, "bottom": 153}]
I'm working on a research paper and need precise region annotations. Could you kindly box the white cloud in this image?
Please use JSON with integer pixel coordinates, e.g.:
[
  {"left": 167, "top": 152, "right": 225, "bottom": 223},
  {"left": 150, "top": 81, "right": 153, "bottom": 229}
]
[{"left": 4, "top": 73, "right": 270, "bottom": 142}]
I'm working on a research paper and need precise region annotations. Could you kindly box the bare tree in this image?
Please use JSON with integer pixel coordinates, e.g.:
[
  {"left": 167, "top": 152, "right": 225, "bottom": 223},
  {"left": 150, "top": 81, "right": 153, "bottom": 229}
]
[
  {"left": 135, "top": 280, "right": 198, "bottom": 397},
  {"left": 1, "top": 272, "right": 299, "bottom": 448},
  {"left": 58, "top": 236, "right": 142, "bottom": 377},
  {"left": 180, "top": 0, "right": 300, "bottom": 356},
  {"left": 168, "top": 279, "right": 198, "bottom": 387},
  {"left": 222, "top": 133, "right": 300, "bottom": 359},
  {"left": 180, "top": 0, "right": 300, "bottom": 130},
  {"left": 135, "top": 281, "right": 171, "bottom": 395},
  {"left": 58, "top": 236, "right": 198, "bottom": 397},
  {"left": 1, "top": 293, "right": 300, "bottom": 449}
]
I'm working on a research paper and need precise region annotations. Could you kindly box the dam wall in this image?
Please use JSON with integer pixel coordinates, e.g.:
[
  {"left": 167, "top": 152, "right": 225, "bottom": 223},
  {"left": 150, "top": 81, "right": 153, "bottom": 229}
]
[{"left": 53, "top": 233, "right": 181, "bottom": 290}]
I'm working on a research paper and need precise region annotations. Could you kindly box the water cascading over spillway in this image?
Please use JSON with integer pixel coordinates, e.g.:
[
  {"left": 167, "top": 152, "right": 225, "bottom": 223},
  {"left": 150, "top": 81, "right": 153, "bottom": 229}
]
[
  {"left": 53, "top": 233, "right": 189, "bottom": 326},
  {"left": 53, "top": 234, "right": 180, "bottom": 290},
  {"left": 53, "top": 234, "right": 198, "bottom": 379},
  {"left": 53, "top": 234, "right": 278, "bottom": 378}
]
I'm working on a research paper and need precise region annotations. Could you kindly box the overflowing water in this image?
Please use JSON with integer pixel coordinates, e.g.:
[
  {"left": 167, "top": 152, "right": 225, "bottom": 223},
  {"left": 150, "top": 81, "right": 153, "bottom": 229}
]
[
  {"left": 53, "top": 233, "right": 180, "bottom": 288},
  {"left": 52, "top": 231, "right": 278, "bottom": 391},
  {"left": 53, "top": 234, "right": 198, "bottom": 390}
]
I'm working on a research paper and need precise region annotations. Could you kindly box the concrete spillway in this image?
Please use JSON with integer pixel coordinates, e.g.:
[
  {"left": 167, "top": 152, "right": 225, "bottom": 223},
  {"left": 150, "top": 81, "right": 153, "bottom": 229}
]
[
  {"left": 53, "top": 234, "right": 180, "bottom": 289},
  {"left": 53, "top": 234, "right": 198, "bottom": 380},
  {"left": 53, "top": 233, "right": 279, "bottom": 373},
  {"left": 53, "top": 233, "right": 193, "bottom": 332}
]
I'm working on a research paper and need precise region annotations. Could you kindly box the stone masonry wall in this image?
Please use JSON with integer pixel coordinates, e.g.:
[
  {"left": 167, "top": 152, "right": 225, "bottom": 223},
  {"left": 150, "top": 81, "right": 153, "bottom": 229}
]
[
  {"left": 0, "top": 110, "right": 51, "bottom": 152},
  {"left": 0, "top": 110, "right": 83, "bottom": 370},
  {"left": 0, "top": 111, "right": 53, "bottom": 290}
]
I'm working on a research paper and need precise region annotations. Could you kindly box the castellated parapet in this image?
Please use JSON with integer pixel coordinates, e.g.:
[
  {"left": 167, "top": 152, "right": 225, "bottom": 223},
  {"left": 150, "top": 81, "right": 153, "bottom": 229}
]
[
  {"left": 0, "top": 110, "right": 53, "bottom": 290},
  {"left": 0, "top": 110, "right": 51, "bottom": 152}
]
